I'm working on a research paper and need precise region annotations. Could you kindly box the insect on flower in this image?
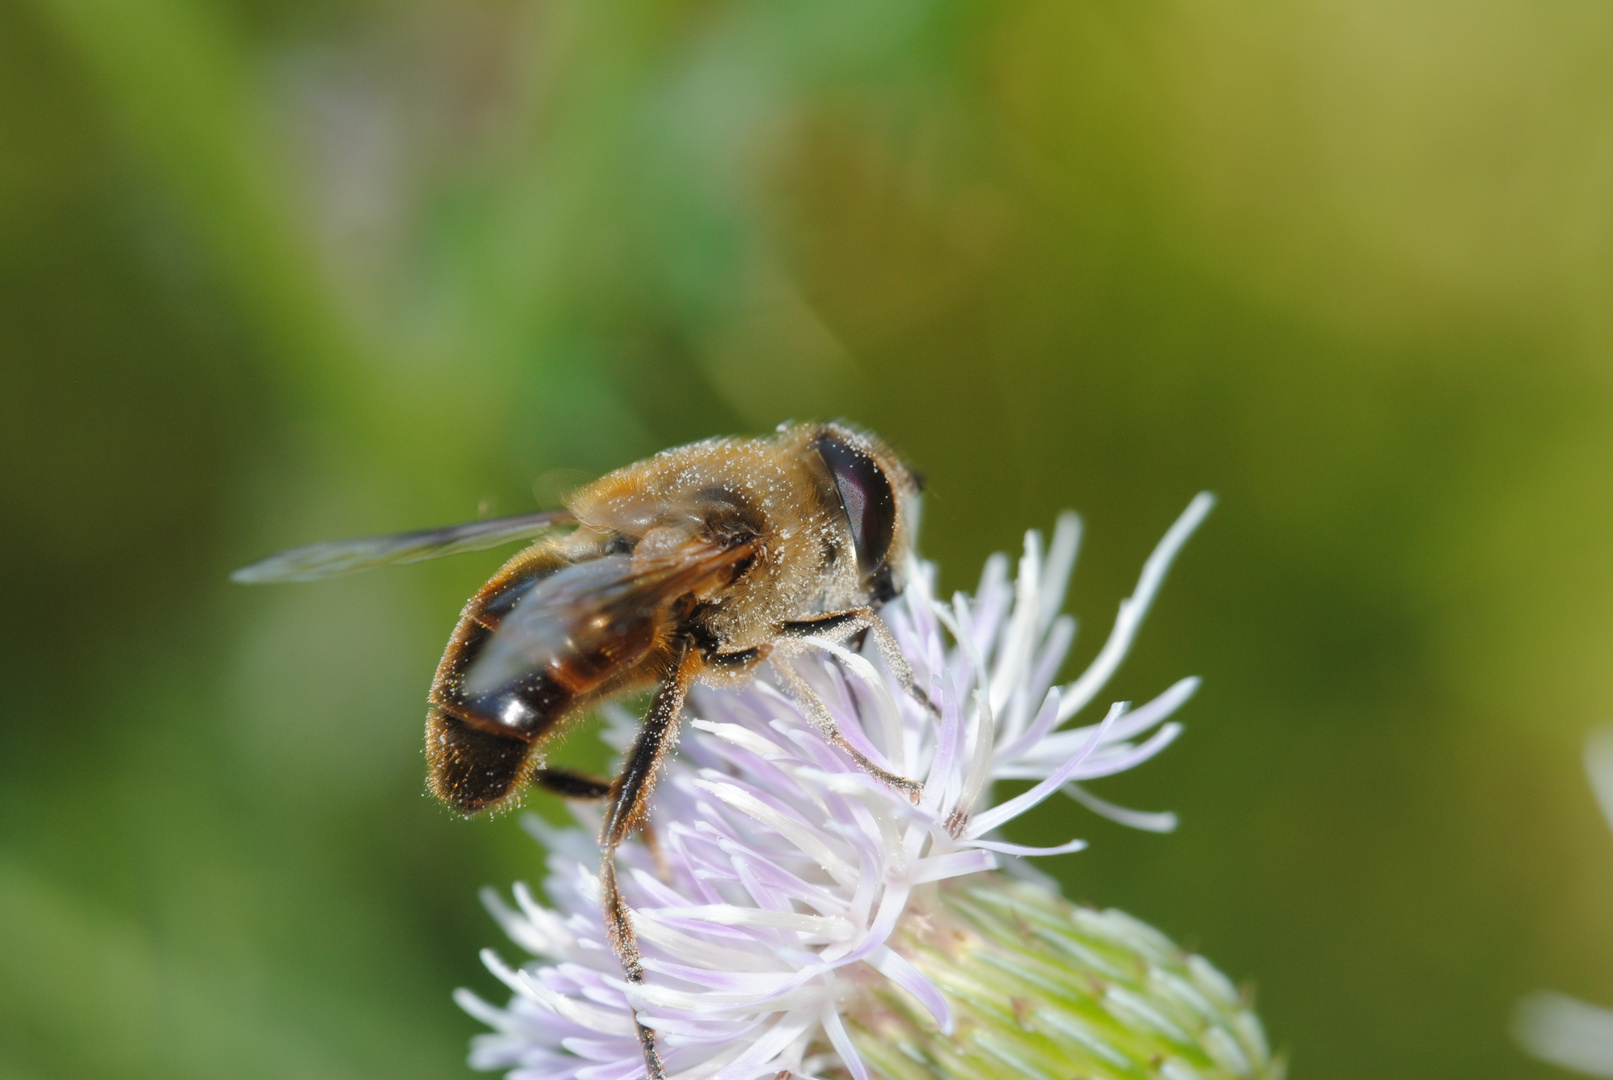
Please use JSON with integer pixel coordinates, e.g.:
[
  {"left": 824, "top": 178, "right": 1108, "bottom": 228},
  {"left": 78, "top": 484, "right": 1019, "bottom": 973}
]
[
  {"left": 458, "top": 494, "right": 1232, "bottom": 1080},
  {"left": 232, "top": 422, "right": 939, "bottom": 1079}
]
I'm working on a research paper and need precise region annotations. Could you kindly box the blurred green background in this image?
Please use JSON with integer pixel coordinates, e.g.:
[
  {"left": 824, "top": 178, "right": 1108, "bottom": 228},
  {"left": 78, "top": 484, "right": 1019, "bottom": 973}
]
[{"left": 5, "top": 0, "right": 1613, "bottom": 1077}]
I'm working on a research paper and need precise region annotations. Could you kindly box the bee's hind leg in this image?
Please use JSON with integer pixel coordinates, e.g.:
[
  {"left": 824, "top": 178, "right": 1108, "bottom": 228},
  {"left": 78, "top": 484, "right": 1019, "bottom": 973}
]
[
  {"left": 531, "top": 768, "right": 612, "bottom": 799},
  {"left": 598, "top": 640, "right": 700, "bottom": 1080}
]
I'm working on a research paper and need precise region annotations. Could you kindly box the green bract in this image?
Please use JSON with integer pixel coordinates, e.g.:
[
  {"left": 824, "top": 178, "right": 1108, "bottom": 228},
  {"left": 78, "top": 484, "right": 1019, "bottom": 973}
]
[{"left": 848, "top": 875, "right": 1282, "bottom": 1080}]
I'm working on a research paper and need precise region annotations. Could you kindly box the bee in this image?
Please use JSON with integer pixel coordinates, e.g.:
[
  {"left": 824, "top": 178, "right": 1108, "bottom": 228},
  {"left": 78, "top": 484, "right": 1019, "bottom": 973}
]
[{"left": 234, "top": 422, "right": 934, "bottom": 1079}]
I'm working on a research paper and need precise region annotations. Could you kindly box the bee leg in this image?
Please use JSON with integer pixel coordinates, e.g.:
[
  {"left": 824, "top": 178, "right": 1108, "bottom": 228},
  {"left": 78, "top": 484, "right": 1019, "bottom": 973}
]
[
  {"left": 531, "top": 769, "right": 670, "bottom": 879},
  {"left": 773, "top": 656, "right": 923, "bottom": 803},
  {"left": 526, "top": 768, "right": 668, "bottom": 878},
  {"left": 861, "top": 610, "right": 942, "bottom": 719},
  {"left": 531, "top": 768, "right": 612, "bottom": 800},
  {"left": 599, "top": 639, "right": 699, "bottom": 1080},
  {"left": 780, "top": 608, "right": 941, "bottom": 719},
  {"left": 706, "top": 644, "right": 768, "bottom": 674}
]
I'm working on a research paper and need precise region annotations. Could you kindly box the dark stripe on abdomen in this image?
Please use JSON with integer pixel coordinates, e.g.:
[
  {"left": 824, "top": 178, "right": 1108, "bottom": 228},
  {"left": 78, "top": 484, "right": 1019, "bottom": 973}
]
[{"left": 426, "top": 707, "right": 534, "bottom": 813}]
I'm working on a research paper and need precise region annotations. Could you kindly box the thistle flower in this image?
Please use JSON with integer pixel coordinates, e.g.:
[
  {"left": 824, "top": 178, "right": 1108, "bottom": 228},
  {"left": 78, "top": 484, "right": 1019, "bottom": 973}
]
[
  {"left": 457, "top": 493, "right": 1280, "bottom": 1080},
  {"left": 1514, "top": 730, "right": 1613, "bottom": 1077}
]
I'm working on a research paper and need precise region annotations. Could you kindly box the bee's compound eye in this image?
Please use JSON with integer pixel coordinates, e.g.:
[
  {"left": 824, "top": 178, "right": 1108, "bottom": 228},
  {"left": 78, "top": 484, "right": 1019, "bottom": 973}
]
[{"left": 812, "top": 430, "right": 897, "bottom": 579}]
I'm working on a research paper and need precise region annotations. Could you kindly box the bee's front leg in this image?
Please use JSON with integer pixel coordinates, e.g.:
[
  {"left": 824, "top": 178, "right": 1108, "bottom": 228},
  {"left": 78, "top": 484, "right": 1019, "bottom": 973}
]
[
  {"left": 598, "top": 639, "right": 700, "bottom": 1080},
  {"left": 772, "top": 659, "right": 923, "bottom": 803},
  {"left": 769, "top": 607, "right": 936, "bottom": 803},
  {"left": 779, "top": 607, "right": 941, "bottom": 718}
]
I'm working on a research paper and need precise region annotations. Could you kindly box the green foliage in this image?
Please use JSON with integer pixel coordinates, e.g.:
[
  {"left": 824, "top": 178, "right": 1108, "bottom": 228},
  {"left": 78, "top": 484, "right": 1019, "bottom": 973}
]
[{"left": 5, "top": 0, "right": 1613, "bottom": 1077}]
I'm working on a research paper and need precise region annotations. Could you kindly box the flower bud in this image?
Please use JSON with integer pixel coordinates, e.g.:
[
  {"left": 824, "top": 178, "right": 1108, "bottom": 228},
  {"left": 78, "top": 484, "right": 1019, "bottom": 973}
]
[{"left": 846, "top": 875, "right": 1283, "bottom": 1080}]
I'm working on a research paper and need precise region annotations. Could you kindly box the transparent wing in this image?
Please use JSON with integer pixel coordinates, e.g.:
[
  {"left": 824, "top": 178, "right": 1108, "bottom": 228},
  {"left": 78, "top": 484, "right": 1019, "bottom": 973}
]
[
  {"left": 231, "top": 510, "right": 573, "bottom": 584},
  {"left": 464, "top": 538, "right": 755, "bottom": 695}
]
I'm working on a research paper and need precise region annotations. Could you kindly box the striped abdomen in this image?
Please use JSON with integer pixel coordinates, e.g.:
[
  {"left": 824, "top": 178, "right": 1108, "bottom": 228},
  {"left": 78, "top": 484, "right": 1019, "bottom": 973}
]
[{"left": 424, "top": 544, "right": 663, "bottom": 813}]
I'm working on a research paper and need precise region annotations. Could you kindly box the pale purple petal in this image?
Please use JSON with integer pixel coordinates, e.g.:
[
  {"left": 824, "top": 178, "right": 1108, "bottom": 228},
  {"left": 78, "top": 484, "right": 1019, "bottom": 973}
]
[{"left": 461, "top": 499, "right": 1211, "bottom": 1080}]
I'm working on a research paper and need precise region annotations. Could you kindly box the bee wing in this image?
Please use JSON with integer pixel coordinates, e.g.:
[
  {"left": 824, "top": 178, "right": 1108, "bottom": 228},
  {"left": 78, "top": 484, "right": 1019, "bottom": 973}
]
[
  {"left": 464, "top": 538, "right": 755, "bottom": 696},
  {"left": 231, "top": 510, "right": 574, "bottom": 584}
]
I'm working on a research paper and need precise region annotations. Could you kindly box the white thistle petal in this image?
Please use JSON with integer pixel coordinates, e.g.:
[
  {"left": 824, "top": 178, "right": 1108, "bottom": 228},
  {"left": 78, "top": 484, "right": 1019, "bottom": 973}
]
[
  {"left": 1517, "top": 992, "right": 1613, "bottom": 1078},
  {"left": 1517, "top": 728, "right": 1613, "bottom": 1077},
  {"left": 1058, "top": 492, "right": 1215, "bottom": 724},
  {"left": 1061, "top": 782, "right": 1180, "bottom": 833},
  {"left": 1587, "top": 729, "right": 1613, "bottom": 836},
  {"left": 966, "top": 837, "right": 1089, "bottom": 857},
  {"left": 462, "top": 500, "right": 1214, "bottom": 1080}
]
